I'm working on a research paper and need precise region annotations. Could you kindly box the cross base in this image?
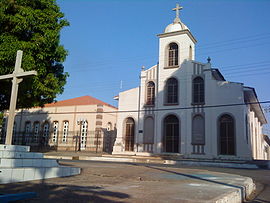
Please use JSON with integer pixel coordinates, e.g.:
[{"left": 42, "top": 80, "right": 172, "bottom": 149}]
[{"left": 0, "top": 144, "right": 80, "bottom": 184}]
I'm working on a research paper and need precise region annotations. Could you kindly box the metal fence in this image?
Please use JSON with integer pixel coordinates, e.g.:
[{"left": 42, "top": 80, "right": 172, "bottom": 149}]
[{"left": 0, "top": 130, "right": 116, "bottom": 153}]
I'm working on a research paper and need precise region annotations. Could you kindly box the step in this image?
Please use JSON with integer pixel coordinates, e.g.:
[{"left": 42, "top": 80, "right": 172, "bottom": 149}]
[
  {"left": 0, "top": 158, "right": 59, "bottom": 168},
  {"left": 165, "top": 160, "right": 260, "bottom": 169},
  {"left": 102, "top": 154, "right": 164, "bottom": 160},
  {"left": 0, "top": 151, "right": 43, "bottom": 159},
  {"left": 0, "top": 166, "right": 81, "bottom": 184},
  {"left": 0, "top": 145, "right": 30, "bottom": 152},
  {"left": 248, "top": 160, "right": 270, "bottom": 169}
]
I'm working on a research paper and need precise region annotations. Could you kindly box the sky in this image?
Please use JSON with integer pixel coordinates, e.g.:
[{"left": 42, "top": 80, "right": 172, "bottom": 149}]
[{"left": 56, "top": 0, "right": 270, "bottom": 130}]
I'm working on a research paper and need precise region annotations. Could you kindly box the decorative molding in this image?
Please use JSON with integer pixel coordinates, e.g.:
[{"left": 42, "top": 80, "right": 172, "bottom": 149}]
[
  {"left": 157, "top": 29, "right": 197, "bottom": 44},
  {"left": 164, "top": 65, "right": 179, "bottom": 69}
]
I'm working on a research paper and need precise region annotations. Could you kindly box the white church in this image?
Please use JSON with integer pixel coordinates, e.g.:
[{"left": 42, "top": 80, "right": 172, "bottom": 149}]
[{"left": 113, "top": 4, "right": 270, "bottom": 160}]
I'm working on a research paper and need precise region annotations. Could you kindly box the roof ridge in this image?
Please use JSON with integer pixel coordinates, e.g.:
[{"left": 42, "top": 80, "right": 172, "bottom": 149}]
[{"left": 43, "top": 95, "right": 117, "bottom": 109}]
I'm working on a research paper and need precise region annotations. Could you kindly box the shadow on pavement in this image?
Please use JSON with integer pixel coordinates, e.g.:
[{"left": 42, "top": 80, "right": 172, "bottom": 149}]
[
  {"left": 145, "top": 165, "right": 246, "bottom": 202},
  {"left": 249, "top": 200, "right": 270, "bottom": 203},
  {"left": 0, "top": 181, "right": 130, "bottom": 202}
]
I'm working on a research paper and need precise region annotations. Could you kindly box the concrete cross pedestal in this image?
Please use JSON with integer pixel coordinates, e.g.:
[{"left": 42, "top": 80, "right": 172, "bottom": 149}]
[
  {"left": 0, "top": 51, "right": 80, "bottom": 184},
  {"left": 0, "top": 144, "right": 81, "bottom": 183}
]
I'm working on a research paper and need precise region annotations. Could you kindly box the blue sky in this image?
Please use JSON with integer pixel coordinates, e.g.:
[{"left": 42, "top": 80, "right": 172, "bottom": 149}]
[{"left": 56, "top": 0, "right": 270, "bottom": 113}]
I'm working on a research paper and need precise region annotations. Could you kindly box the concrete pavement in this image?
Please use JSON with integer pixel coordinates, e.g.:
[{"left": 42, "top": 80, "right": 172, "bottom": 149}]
[{"left": 0, "top": 160, "right": 262, "bottom": 203}]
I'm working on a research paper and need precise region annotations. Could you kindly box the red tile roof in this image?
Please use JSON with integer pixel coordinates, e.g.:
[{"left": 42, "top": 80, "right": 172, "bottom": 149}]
[{"left": 44, "top": 96, "right": 117, "bottom": 109}]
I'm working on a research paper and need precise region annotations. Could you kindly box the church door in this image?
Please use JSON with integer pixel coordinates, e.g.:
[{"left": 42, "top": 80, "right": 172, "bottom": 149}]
[
  {"left": 163, "top": 115, "right": 180, "bottom": 153},
  {"left": 125, "top": 118, "right": 135, "bottom": 151},
  {"left": 219, "top": 114, "right": 235, "bottom": 155}
]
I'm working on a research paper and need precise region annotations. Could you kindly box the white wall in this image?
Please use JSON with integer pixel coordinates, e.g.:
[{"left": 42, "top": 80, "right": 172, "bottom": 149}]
[{"left": 113, "top": 88, "right": 139, "bottom": 153}]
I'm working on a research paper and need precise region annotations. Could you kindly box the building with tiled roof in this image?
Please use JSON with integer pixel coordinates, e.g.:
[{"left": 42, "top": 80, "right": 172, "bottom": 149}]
[
  {"left": 1, "top": 96, "right": 117, "bottom": 153},
  {"left": 44, "top": 95, "right": 117, "bottom": 109}
]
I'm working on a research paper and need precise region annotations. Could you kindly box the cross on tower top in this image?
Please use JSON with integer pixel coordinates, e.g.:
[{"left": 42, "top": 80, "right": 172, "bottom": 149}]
[{"left": 172, "top": 3, "right": 183, "bottom": 19}]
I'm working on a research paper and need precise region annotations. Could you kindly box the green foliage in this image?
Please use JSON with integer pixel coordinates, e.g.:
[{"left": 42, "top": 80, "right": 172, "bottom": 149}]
[
  {"left": 0, "top": 0, "right": 69, "bottom": 110},
  {"left": 0, "top": 112, "right": 3, "bottom": 126}
]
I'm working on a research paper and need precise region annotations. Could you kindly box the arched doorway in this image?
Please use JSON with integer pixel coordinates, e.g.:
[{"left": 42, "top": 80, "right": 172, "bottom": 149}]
[
  {"left": 163, "top": 115, "right": 180, "bottom": 153},
  {"left": 219, "top": 114, "right": 235, "bottom": 155},
  {"left": 125, "top": 118, "right": 135, "bottom": 151}
]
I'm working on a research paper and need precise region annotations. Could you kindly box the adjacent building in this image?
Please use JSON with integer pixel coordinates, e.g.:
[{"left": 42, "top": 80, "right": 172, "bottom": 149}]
[
  {"left": 112, "top": 4, "right": 270, "bottom": 160},
  {"left": 1, "top": 96, "right": 117, "bottom": 153}
]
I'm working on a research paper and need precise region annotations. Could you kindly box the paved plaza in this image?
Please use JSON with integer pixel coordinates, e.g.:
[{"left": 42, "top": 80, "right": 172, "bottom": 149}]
[{"left": 1, "top": 160, "right": 269, "bottom": 202}]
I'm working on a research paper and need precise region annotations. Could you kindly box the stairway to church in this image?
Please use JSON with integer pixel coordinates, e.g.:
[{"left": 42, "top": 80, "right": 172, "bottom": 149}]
[{"left": 102, "top": 154, "right": 270, "bottom": 169}]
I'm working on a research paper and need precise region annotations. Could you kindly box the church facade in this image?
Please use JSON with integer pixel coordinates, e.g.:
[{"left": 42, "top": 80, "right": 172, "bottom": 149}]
[{"left": 113, "top": 4, "right": 269, "bottom": 160}]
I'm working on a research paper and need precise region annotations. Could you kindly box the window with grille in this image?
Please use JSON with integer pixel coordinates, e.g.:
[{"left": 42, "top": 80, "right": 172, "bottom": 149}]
[
  {"left": 168, "top": 43, "right": 179, "bottom": 66},
  {"left": 1, "top": 118, "right": 6, "bottom": 143},
  {"left": 43, "top": 122, "right": 49, "bottom": 138},
  {"left": 52, "top": 121, "right": 59, "bottom": 143},
  {"left": 24, "top": 122, "right": 31, "bottom": 144},
  {"left": 80, "top": 121, "right": 88, "bottom": 150},
  {"left": 12, "top": 122, "right": 17, "bottom": 143},
  {"left": 33, "top": 122, "right": 40, "bottom": 143},
  {"left": 146, "top": 81, "right": 155, "bottom": 105},
  {"left": 62, "top": 121, "right": 69, "bottom": 143}
]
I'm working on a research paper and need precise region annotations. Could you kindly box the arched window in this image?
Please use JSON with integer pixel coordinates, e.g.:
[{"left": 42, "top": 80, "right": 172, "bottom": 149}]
[
  {"left": 80, "top": 120, "right": 88, "bottom": 150},
  {"left": 168, "top": 43, "right": 179, "bottom": 66},
  {"left": 52, "top": 121, "right": 59, "bottom": 144},
  {"left": 192, "top": 115, "right": 205, "bottom": 145},
  {"left": 125, "top": 118, "right": 135, "bottom": 151},
  {"left": 166, "top": 78, "right": 178, "bottom": 104},
  {"left": 219, "top": 114, "right": 235, "bottom": 155},
  {"left": 163, "top": 115, "right": 180, "bottom": 153},
  {"left": 33, "top": 121, "right": 40, "bottom": 143},
  {"left": 143, "top": 117, "right": 154, "bottom": 144},
  {"left": 12, "top": 121, "right": 17, "bottom": 144},
  {"left": 189, "top": 45, "right": 193, "bottom": 60},
  {"left": 24, "top": 121, "right": 31, "bottom": 144},
  {"left": 13, "top": 121, "right": 16, "bottom": 134},
  {"left": 0, "top": 118, "right": 6, "bottom": 144},
  {"left": 193, "top": 77, "right": 204, "bottom": 104},
  {"left": 146, "top": 81, "right": 155, "bottom": 105},
  {"left": 42, "top": 122, "right": 50, "bottom": 145},
  {"left": 62, "top": 121, "right": 69, "bottom": 143},
  {"left": 107, "top": 122, "right": 112, "bottom": 131}
]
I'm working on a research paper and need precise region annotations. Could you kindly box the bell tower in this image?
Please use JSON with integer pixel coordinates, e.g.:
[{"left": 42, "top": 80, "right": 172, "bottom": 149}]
[{"left": 157, "top": 3, "right": 197, "bottom": 69}]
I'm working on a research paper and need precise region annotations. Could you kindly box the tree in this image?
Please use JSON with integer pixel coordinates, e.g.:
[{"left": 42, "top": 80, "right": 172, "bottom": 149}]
[{"left": 0, "top": 0, "right": 69, "bottom": 110}]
